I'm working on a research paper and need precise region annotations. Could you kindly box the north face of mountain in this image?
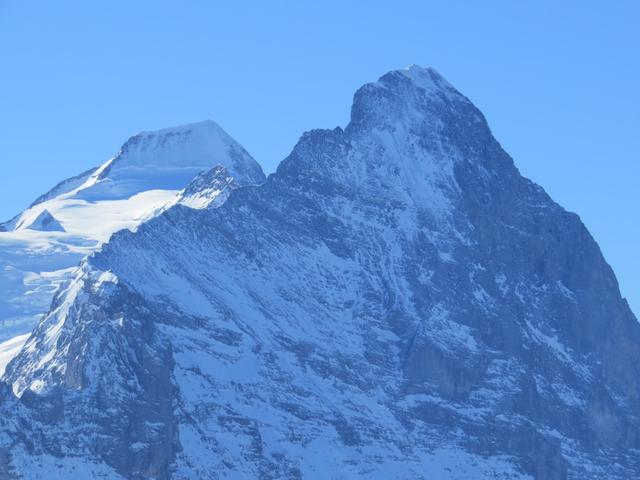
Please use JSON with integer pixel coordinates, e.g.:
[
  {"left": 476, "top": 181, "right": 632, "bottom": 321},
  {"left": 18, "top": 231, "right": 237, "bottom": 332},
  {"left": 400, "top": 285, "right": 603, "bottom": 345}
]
[{"left": 3, "top": 66, "right": 640, "bottom": 479}]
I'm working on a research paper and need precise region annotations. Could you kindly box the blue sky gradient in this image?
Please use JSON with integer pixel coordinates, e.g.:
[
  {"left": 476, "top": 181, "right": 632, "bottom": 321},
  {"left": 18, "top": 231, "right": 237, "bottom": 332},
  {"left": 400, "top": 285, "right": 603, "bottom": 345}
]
[{"left": 0, "top": 1, "right": 638, "bottom": 313}]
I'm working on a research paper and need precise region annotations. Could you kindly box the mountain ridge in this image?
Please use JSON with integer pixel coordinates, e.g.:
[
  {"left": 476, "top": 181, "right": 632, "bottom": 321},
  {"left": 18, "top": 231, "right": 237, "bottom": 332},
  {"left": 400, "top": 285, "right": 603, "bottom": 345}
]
[
  {"left": 0, "top": 121, "right": 265, "bottom": 342},
  {"left": 2, "top": 65, "right": 639, "bottom": 479}
]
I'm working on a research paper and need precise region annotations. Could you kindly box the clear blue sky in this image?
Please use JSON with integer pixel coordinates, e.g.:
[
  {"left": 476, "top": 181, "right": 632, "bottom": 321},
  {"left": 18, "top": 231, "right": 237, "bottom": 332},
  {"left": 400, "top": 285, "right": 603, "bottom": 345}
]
[{"left": 1, "top": 1, "right": 638, "bottom": 314}]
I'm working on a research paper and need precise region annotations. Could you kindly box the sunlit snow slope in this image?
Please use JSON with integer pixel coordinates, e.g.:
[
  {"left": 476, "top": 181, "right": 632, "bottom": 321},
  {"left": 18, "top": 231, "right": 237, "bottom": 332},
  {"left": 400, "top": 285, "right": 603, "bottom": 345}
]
[{"left": 0, "top": 120, "right": 265, "bottom": 342}]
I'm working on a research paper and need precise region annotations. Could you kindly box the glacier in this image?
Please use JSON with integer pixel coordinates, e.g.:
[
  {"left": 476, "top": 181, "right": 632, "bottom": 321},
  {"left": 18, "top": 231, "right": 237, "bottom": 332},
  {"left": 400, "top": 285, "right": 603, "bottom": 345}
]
[
  {"left": 0, "top": 120, "right": 265, "bottom": 342},
  {"left": 1, "top": 66, "right": 640, "bottom": 479}
]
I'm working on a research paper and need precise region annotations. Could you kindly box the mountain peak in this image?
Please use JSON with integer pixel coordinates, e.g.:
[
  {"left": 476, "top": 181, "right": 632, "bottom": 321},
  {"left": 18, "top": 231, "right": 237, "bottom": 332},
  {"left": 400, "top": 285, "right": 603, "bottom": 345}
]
[
  {"left": 22, "top": 209, "right": 65, "bottom": 232},
  {"left": 346, "top": 65, "right": 484, "bottom": 140},
  {"left": 136, "top": 119, "right": 222, "bottom": 137},
  {"left": 398, "top": 64, "right": 456, "bottom": 92},
  {"left": 0, "top": 119, "right": 266, "bottom": 341},
  {"left": 112, "top": 119, "right": 258, "bottom": 173},
  {"left": 76, "top": 120, "right": 265, "bottom": 201},
  {"left": 279, "top": 66, "right": 498, "bottom": 209},
  {"left": 372, "top": 64, "right": 460, "bottom": 102}
]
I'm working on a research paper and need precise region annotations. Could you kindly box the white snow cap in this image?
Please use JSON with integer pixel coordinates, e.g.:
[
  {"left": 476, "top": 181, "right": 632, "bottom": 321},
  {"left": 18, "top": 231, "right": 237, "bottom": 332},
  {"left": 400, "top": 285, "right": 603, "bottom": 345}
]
[
  {"left": 76, "top": 120, "right": 265, "bottom": 201},
  {"left": 114, "top": 120, "right": 243, "bottom": 170}
]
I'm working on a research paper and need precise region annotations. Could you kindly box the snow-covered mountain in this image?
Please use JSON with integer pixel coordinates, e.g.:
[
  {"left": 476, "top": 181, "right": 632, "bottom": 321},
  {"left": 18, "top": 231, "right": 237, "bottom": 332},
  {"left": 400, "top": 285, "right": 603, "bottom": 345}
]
[
  {"left": 0, "top": 120, "right": 265, "bottom": 342},
  {"left": 2, "top": 66, "right": 640, "bottom": 479},
  {"left": 21, "top": 210, "right": 65, "bottom": 232}
]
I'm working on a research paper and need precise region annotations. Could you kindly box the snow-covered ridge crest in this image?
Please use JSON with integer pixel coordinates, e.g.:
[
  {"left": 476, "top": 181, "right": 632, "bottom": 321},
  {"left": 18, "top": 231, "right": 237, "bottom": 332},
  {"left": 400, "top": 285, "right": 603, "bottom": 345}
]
[{"left": 0, "top": 120, "right": 265, "bottom": 341}]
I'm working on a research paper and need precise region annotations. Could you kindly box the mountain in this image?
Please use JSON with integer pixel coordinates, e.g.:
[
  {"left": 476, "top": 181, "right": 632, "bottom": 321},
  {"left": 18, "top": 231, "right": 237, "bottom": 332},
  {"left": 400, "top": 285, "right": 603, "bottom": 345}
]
[
  {"left": 20, "top": 210, "right": 65, "bottom": 232},
  {"left": 0, "top": 121, "right": 265, "bottom": 342},
  {"left": 2, "top": 66, "right": 640, "bottom": 479}
]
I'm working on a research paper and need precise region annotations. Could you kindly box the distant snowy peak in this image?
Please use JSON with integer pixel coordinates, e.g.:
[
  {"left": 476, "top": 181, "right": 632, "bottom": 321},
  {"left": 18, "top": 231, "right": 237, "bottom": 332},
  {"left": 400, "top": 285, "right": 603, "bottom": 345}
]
[
  {"left": 29, "top": 167, "right": 99, "bottom": 208},
  {"left": 178, "top": 165, "right": 238, "bottom": 209},
  {"left": 20, "top": 209, "right": 64, "bottom": 232},
  {"left": 0, "top": 119, "right": 265, "bottom": 340},
  {"left": 77, "top": 120, "right": 265, "bottom": 201},
  {"left": 114, "top": 120, "right": 240, "bottom": 170},
  {"left": 277, "top": 65, "right": 498, "bottom": 226},
  {"left": 2, "top": 120, "right": 266, "bottom": 234}
]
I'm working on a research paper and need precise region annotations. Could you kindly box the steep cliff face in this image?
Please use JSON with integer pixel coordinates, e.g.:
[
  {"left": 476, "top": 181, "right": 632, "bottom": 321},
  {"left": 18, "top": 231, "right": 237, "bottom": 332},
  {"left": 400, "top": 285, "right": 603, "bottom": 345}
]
[{"left": 2, "top": 66, "right": 639, "bottom": 479}]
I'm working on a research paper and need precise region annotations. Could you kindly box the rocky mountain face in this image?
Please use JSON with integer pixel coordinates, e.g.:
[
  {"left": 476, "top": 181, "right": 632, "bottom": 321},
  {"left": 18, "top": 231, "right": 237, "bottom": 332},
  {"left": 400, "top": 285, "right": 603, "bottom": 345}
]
[
  {"left": 0, "top": 121, "right": 265, "bottom": 342},
  {"left": 2, "top": 66, "right": 640, "bottom": 479},
  {"left": 178, "top": 166, "right": 239, "bottom": 209}
]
